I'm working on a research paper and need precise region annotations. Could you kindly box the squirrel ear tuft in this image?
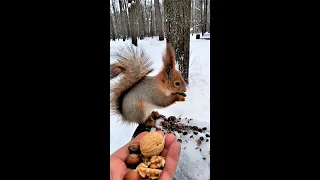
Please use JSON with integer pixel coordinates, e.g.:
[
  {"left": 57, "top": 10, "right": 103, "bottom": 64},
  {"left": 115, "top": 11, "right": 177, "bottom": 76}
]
[{"left": 162, "top": 43, "right": 176, "bottom": 80}]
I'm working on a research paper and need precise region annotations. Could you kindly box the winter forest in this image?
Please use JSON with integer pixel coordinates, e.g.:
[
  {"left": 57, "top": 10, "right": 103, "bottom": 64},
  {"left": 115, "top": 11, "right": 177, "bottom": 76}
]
[
  {"left": 110, "top": 1, "right": 211, "bottom": 179},
  {"left": 110, "top": 0, "right": 210, "bottom": 84}
]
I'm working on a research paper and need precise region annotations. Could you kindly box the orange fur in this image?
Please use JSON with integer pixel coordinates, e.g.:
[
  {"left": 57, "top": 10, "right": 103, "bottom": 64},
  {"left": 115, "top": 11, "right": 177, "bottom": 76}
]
[{"left": 136, "top": 100, "right": 144, "bottom": 112}]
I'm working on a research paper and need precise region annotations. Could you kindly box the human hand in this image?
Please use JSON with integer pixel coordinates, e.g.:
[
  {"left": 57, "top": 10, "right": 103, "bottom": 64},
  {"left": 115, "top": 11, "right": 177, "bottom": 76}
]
[{"left": 110, "top": 131, "right": 181, "bottom": 180}]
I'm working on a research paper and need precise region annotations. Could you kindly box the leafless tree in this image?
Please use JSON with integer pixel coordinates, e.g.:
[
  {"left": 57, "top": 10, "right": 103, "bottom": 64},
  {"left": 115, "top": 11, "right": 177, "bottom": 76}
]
[
  {"left": 149, "top": 0, "right": 154, "bottom": 37},
  {"left": 110, "top": 8, "right": 116, "bottom": 41},
  {"left": 154, "top": 0, "right": 164, "bottom": 41},
  {"left": 128, "top": 0, "right": 138, "bottom": 46},
  {"left": 164, "top": 0, "right": 191, "bottom": 84}
]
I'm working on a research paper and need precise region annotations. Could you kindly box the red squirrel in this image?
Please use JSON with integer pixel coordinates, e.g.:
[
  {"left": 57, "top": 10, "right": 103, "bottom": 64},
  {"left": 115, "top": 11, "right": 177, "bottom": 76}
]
[{"left": 110, "top": 43, "right": 187, "bottom": 124}]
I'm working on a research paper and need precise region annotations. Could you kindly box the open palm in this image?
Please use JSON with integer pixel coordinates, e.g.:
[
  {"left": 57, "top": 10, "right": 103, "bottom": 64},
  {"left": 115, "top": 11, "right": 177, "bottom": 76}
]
[{"left": 110, "top": 131, "right": 181, "bottom": 180}]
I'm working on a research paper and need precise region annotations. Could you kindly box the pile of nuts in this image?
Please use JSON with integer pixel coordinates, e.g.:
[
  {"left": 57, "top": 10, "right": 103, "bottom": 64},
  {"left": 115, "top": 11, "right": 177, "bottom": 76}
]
[{"left": 124, "top": 132, "right": 166, "bottom": 180}]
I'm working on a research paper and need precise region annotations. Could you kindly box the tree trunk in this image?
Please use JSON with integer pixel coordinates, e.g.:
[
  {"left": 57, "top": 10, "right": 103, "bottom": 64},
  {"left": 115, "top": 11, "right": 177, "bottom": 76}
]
[
  {"left": 200, "top": 0, "right": 204, "bottom": 36},
  {"left": 204, "top": 0, "right": 208, "bottom": 34},
  {"left": 164, "top": 0, "right": 191, "bottom": 84},
  {"left": 144, "top": 0, "right": 149, "bottom": 37},
  {"left": 154, "top": 0, "right": 164, "bottom": 41},
  {"left": 124, "top": 0, "right": 131, "bottom": 39},
  {"left": 119, "top": 0, "right": 126, "bottom": 41},
  {"left": 139, "top": 2, "right": 145, "bottom": 39},
  {"left": 150, "top": 0, "right": 154, "bottom": 38},
  {"left": 207, "top": 0, "right": 210, "bottom": 33},
  {"left": 136, "top": 0, "right": 141, "bottom": 39},
  {"left": 110, "top": 12, "right": 116, "bottom": 41},
  {"left": 129, "top": 1, "right": 138, "bottom": 46},
  {"left": 112, "top": 0, "right": 120, "bottom": 40}
]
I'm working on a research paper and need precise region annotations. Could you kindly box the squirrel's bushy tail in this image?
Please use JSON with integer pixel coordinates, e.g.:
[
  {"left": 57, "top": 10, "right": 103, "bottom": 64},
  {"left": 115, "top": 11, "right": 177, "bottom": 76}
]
[{"left": 110, "top": 45, "right": 154, "bottom": 116}]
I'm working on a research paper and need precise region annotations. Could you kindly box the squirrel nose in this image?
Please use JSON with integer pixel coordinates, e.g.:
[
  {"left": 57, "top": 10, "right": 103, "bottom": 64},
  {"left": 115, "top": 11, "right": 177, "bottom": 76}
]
[{"left": 183, "top": 86, "right": 187, "bottom": 92}]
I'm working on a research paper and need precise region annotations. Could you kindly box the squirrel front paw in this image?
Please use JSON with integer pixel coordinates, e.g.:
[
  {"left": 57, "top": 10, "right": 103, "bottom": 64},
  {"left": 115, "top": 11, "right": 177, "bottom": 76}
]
[{"left": 174, "top": 94, "right": 185, "bottom": 102}]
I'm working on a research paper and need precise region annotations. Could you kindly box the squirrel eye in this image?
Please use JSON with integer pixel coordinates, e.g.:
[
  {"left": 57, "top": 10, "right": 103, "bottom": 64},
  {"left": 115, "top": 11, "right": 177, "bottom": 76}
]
[{"left": 175, "top": 81, "right": 180, "bottom": 86}]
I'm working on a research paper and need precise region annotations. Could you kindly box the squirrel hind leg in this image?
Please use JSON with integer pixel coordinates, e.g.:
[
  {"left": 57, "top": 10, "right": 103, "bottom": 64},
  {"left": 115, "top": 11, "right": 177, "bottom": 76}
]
[{"left": 122, "top": 100, "right": 147, "bottom": 124}]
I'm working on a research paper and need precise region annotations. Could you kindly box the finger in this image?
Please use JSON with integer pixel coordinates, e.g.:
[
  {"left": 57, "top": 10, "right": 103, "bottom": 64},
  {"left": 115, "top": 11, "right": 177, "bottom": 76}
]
[
  {"left": 110, "top": 156, "right": 129, "bottom": 180},
  {"left": 160, "top": 133, "right": 176, "bottom": 157},
  {"left": 111, "top": 132, "right": 148, "bottom": 161},
  {"left": 159, "top": 141, "right": 181, "bottom": 180}
]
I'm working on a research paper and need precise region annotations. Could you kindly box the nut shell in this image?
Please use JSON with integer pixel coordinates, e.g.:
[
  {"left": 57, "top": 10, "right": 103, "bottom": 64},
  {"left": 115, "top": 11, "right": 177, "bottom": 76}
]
[
  {"left": 140, "top": 132, "right": 165, "bottom": 157},
  {"left": 123, "top": 170, "right": 139, "bottom": 180}
]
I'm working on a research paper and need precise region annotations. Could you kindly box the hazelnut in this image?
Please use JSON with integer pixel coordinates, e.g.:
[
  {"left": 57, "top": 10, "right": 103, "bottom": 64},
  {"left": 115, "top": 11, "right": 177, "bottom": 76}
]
[
  {"left": 125, "top": 154, "right": 141, "bottom": 168},
  {"left": 123, "top": 170, "right": 139, "bottom": 180},
  {"left": 140, "top": 132, "right": 165, "bottom": 157},
  {"left": 128, "top": 142, "right": 140, "bottom": 153}
]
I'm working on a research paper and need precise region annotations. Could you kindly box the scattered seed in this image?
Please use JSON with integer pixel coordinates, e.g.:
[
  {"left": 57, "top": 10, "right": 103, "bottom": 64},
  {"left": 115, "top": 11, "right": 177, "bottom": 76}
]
[
  {"left": 183, "top": 147, "right": 186, "bottom": 149},
  {"left": 168, "top": 116, "right": 176, "bottom": 121},
  {"left": 190, "top": 135, "right": 194, "bottom": 139},
  {"left": 177, "top": 130, "right": 182, "bottom": 133},
  {"left": 183, "top": 132, "right": 188, "bottom": 135},
  {"left": 195, "top": 147, "right": 199, "bottom": 150},
  {"left": 200, "top": 136, "right": 204, "bottom": 141},
  {"left": 177, "top": 139, "right": 182, "bottom": 143},
  {"left": 194, "top": 131, "right": 198, "bottom": 135},
  {"left": 184, "top": 140, "right": 188, "bottom": 143},
  {"left": 203, "top": 127, "right": 207, "bottom": 131},
  {"left": 206, "top": 139, "right": 209, "bottom": 142},
  {"left": 197, "top": 140, "right": 201, "bottom": 146},
  {"left": 200, "top": 149, "right": 202, "bottom": 152},
  {"left": 205, "top": 134, "right": 210, "bottom": 137},
  {"left": 202, "top": 157, "right": 206, "bottom": 160},
  {"left": 198, "top": 129, "right": 203, "bottom": 133}
]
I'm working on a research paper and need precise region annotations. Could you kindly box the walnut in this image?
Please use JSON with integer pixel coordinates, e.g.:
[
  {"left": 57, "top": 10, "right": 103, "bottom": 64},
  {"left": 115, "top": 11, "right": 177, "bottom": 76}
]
[
  {"left": 137, "top": 166, "right": 163, "bottom": 179},
  {"left": 136, "top": 162, "right": 148, "bottom": 170},
  {"left": 140, "top": 132, "right": 165, "bottom": 157},
  {"left": 147, "top": 156, "right": 165, "bottom": 169}
]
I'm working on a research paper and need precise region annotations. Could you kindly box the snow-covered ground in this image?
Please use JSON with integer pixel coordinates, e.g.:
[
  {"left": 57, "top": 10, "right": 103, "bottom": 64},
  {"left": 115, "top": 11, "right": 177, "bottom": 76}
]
[{"left": 110, "top": 35, "right": 210, "bottom": 180}]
